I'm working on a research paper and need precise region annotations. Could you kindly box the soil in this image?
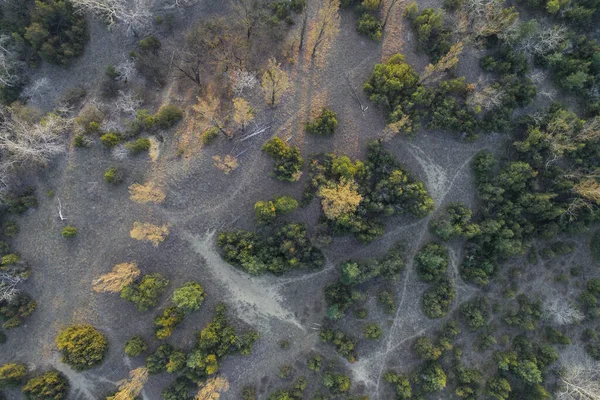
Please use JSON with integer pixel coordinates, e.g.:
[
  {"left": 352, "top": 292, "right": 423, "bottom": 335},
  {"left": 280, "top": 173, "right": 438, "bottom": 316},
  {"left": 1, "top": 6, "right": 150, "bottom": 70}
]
[{"left": 1, "top": 1, "right": 597, "bottom": 399}]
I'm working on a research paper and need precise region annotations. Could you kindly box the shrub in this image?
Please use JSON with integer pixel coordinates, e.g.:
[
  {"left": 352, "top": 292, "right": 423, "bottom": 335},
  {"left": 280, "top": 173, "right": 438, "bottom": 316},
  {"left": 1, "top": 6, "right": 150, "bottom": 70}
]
[
  {"left": 0, "top": 363, "right": 27, "bottom": 386},
  {"left": 460, "top": 296, "right": 489, "bottom": 331},
  {"left": 384, "top": 372, "right": 412, "bottom": 399},
  {"left": 320, "top": 328, "right": 357, "bottom": 362},
  {"left": 262, "top": 137, "right": 304, "bottom": 181},
  {"left": 153, "top": 105, "right": 183, "bottom": 128},
  {"left": 73, "top": 134, "right": 90, "bottom": 148},
  {"left": 414, "top": 337, "right": 442, "bottom": 360},
  {"left": 422, "top": 279, "right": 456, "bottom": 318},
  {"left": 201, "top": 127, "right": 220, "bottom": 144},
  {"left": 55, "top": 325, "right": 108, "bottom": 371},
  {"left": 323, "top": 372, "right": 351, "bottom": 393},
  {"left": 100, "top": 132, "right": 122, "bottom": 148},
  {"left": 145, "top": 343, "right": 175, "bottom": 374},
  {"left": 307, "top": 354, "right": 322, "bottom": 372},
  {"left": 124, "top": 336, "right": 147, "bottom": 357},
  {"left": 278, "top": 364, "right": 294, "bottom": 379},
  {"left": 61, "top": 226, "right": 77, "bottom": 238},
  {"left": 162, "top": 376, "right": 194, "bottom": 400},
  {"left": 22, "top": 370, "right": 69, "bottom": 400},
  {"left": 241, "top": 385, "right": 257, "bottom": 400},
  {"left": 254, "top": 195, "right": 298, "bottom": 224},
  {"left": 125, "top": 138, "right": 151, "bottom": 154},
  {"left": 415, "top": 243, "right": 449, "bottom": 282},
  {"left": 154, "top": 306, "right": 185, "bottom": 339},
  {"left": 419, "top": 362, "right": 447, "bottom": 392},
  {"left": 430, "top": 203, "right": 479, "bottom": 241},
  {"left": 139, "top": 35, "right": 161, "bottom": 53},
  {"left": 378, "top": 290, "right": 396, "bottom": 314},
  {"left": 0, "top": 293, "right": 37, "bottom": 329},
  {"left": 104, "top": 167, "right": 124, "bottom": 185},
  {"left": 121, "top": 273, "right": 169, "bottom": 311},
  {"left": 357, "top": 13, "right": 382, "bottom": 40},
  {"left": 306, "top": 108, "right": 338, "bottom": 135},
  {"left": 363, "top": 323, "right": 382, "bottom": 340}
]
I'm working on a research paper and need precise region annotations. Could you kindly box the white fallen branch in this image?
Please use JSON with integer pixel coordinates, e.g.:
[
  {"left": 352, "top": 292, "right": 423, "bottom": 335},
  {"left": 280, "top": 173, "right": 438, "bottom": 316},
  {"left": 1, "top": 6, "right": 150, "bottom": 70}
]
[{"left": 57, "top": 197, "right": 66, "bottom": 221}]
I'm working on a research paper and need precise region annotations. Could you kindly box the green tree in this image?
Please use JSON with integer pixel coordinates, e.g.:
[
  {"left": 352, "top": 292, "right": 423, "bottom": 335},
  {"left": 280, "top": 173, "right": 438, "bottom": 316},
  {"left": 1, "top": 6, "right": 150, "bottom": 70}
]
[
  {"left": 172, "top": 281, "right": 206, "bottom": 312},
  {"left": 413, "top": 336, "right": 441, "bottom": 360},
  {"left": 383, "top": 371, "right": 412, "bottom": 399},
  {"left": 0, "top": 363, "right": 27, "bottom": 387},
  {"left": 124, "top": 336, "right": 147, "bottom": 357},
  {"left": 22, "top": 370, "right": 69, "bottom": 400},
  {"left": 415, "top": 243, "right": 449, "bottom": 282},
  {"left": 486, "top": 377, "right": 511, "bottom": 400},
  {"left": 154, "top": 306, "right": 185, "bottom": 339},
  {"left": 420, "top": 362, "right": 447, "bottom": 392},
  {"left": 121, "top": 273, "right": 169, "bottom": 311},
  {"left": 55, "top": 325, "right": 107, "bottom": 371},
  {"left": 306, "top": 108, "right": 338, "bottom": 135},
  {"left": 363, "top": 323, "right": 382, "bottom": 340}
]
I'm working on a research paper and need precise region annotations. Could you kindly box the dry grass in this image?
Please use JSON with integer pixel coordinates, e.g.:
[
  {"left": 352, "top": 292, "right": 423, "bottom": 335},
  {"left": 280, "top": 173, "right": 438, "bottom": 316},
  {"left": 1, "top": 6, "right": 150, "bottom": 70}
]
[
  {"left": 128, "top": 183, "right": 166, "bottom": 204},
  {"left": 195, "top": 376, "right": 230, "bottom": 400},
  {"left": 92, "top": 262, "right": 140, "bottom": 293},
  {"left": 130, "top": 222, "right": 170, "bottom": 247}
]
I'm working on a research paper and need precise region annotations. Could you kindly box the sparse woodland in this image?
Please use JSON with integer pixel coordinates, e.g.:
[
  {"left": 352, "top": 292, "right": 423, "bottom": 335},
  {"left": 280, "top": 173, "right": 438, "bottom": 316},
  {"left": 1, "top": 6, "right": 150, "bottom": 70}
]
[{"left": 0, "top": 0, "right": 599, "bottom": 399}]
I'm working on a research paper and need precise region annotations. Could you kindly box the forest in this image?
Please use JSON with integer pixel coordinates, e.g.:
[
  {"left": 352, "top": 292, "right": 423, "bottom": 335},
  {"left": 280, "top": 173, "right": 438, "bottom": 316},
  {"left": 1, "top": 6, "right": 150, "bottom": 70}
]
[{"left": 0, "top": 0, "right": 599, "bottom": 399}]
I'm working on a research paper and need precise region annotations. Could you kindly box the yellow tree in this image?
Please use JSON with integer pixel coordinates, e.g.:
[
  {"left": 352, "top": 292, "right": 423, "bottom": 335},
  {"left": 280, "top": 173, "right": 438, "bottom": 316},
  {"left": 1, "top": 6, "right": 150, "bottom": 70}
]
[
  {"left": 128, "top": 183, "right": 166, "bottom": 204},
  {"left": 107, "top": 368, "right": 149, "bottom": 400},
  {"left": 420, "top": 42, "right": 463, "bottom": 83},
  {"left": 193, "top": 95, "right": 229, "bottom": 136},
  {"left": 308, "top": 0, "right": 340, "bottom": 60},
  {"left": 261, "top": 57, "right": 290, "bottom": 106},
  {"left": 195, "top": 376, "right": 230, "bottom": 400},
  {"left": 92, "top": 263, "right": 140, "bottom": 293},
  {"left": 574, "top": 179, "right": 600, "bottom": 205},
  {"left": 318, "top": 180, "right": 363, "bottom": 220},
  {"left": 232, "top": 97, "right": 254, "bottom": 131},
  {"left": 130, "top": 222, "right": 170, "bottom": 247}
]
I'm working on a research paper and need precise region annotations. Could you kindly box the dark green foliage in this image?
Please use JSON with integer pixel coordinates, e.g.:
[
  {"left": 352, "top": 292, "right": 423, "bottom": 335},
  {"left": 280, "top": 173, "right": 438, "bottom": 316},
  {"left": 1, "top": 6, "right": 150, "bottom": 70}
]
[
  {"left": 278, "top": 364, "right": 294, "bottom": 379},
  {"left": 325, "top": 242, "right": 404, "bottom": 319},
  {"left": 154, "top": 306, "right": 185, "bottom": 339},
  {"left": 306, "top": 108, "right": 338, "bottom": 135},
  {"left": 377, "top": 290, "right": 396, "bottom": 314},
  {"left": 430, "top": 203, "right": 479, "bottom": 241},
  {"left": 384, "top": 371, "right": 412, "bottom": 399},
  {"left": 139, "top": 35, "right": 161, "bottom": 53},
  {"left": 22, "top": 370, "right": 69, "bottom": 400},
  {"left": 218, "top": 223, "right": 324, "bottom": 275},
  {"left": 357, "top": 13, "right": 382, "bottom": 40},
  {"left": 103, "top": 167, "right": 124, "bottom": 185},
  {"left": 185, "top": 304, "right": 259, "bottom": 380},
  {"left": 0, "top": 363, "right": 27, "bottom": 387},
  {"left": 270, "top": 0, "right": 305, "bottom": 24},
  {"left": 241, "top": 385, "right": 257, "bottom": 400},
  {"left": 162, "top": 376, "right": 194, "bottom": 400},
  {"left": 503, "top": 295, "right": 542, "bottom": 330},
  {"left": 126, "top": 138, "right": 151, "bottom": 154},
  {"left": 323, "top": 372, "right": 350, "bottom": 393},
  {"left": 0, "top": 330, "right": 5, "bottom": 344},
  {"left": 61, "top": 226, "right": 77, "bottom": 238},
  {"left": 455, "top": 366, "right": 483, "bottom": 398},
  {"left": 592, "top": 230, "right": 600, "bottom": 260},
  {"left": 422, "top": 279, "right": 455, "bottom": 318},
  {"left": 320, "top": 327, "right": 357, "bottom": 362},
  {"left": 414, "top": 336, "right": 442, "bottom": 360},
  {"left": 307, "top": 354, "right": 322, "bottom": 372},
  {"left": 146, "top": 343, "right": 176, "bottom": 374},
  {"left": 405, "top": 4, "right": 451, "bottom": 63},
  {"left": 418, "top": 361, "right": 447, "bottom": 392},
  {"left": 262, "top": 137, "right": 304, "bottom": 182},
  {"left": 267, "top": 377, "right": 307, "bottom": 400},
  {"left": 545, "top": 327, "right": 571, "bottom": 345},
  {"left": 55, "top": 324, "right": 108, "bottom": 371},
  {"left": 305, "top": 142, "right": 433, "bottom": 241},
  {"left": 460, "top": 296, "right": 489, "bottom": 331},
  {"left": 154, "top": 105, "right": 183, "bottom": 128},
  {"left": 363, "top": 322, "right": 382, "bottom": 340},
  {"left": 22, "top": 0, "right": 88, "bottom": 65},
  {"left": 0, "top": 293, "right": 37, "bottom": 329},
  {"left": 415, "top": 243, "right": 449, "bottom": 282},
  {"left": 120, "top": 273, "right": 169, "bottom": 311},
  {"left": 124, "top": 335, "right": 147, "bottom": 357},
  {"left": 5, "top": 190, "right": 38, "bottom": 214},
  {"left": 486, "top": 377, "right": 511, "bottom": 400},
  {"left": 3, "top": 221, "right": 18, "bottom": 237}
]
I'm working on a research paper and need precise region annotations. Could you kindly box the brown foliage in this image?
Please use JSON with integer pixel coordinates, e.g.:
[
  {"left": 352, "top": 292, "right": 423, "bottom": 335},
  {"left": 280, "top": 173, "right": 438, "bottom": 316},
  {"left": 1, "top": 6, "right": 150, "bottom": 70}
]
[
  {"left": 92, "top": 262, "right": 140, "bottom": 293},
  {"left": 130, "top": 222, "right": 170, "bottom": 246},
  {"left": 128, "top": 183, "right": 166, "bottom": 204}
]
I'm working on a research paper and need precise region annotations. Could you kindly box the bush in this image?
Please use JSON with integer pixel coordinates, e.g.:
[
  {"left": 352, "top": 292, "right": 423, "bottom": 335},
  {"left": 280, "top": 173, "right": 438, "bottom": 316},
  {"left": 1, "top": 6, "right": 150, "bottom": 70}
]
[
  {"left": 172, "top": 281, "right": 206, "bottom": 312},
  {"left": 363, "top": 323, "right": 382, "bottom": 340},
  {"left": 419, "top": 362, "right": 447, "bottom": 392},
  {"left": 124, "top": 335, "right": 147, "bottom": 357},
  {"left": 145, "top": 343, "right": 175, "bottom": 374},
  {"left": 422, "top": 279, "right": 456, "bottom": 318},
  {"left": 125, "top": 138, "right": 151, "bottom": 154},
  {"left": 378, "top": 290, "right": 396, "bottom": 314},
  {"left": 61, "top": 226, "right": 77, "bottom": 238},
  {"left": 357, "top": 13, "right": 382, "bottom": 40},
  {"left": 100, "top": 132, "right": 121, "bottom": 148},
  {"left": 460, "top": 296, "right": 489, "bottom": 331},
  {"left": 0, "top": 293, "right": 37, "bottom": 329},
  {"left": 153, "top": 105, "right": 183, "bottom": 128},
  {"left": 254, "top": 195, "right": 298, "bottom": 224},
  {"left": 430, "top": 203, "right": 479, "bottom": 241},
  {"left": 104, "top": 167, "right": 124, "bottom": 185},
  {"left": 55, "top": 325, "right": 108, "bottom": 371},
  {"left": 201, "top": 127, "right": 220, "bottom": 144},
  {"left": 415, "top": 243, "right": 449, "bottom": 282},
  {"left": 414, "top": 337, "right": 442, "bottom": 360},
  {"left": 320, "top": 328, "right": 357, "bottom": 362},
  {"left": 262, "top": 137, "right": 304, "bottom": 181},
  {"left": 22, "top": 370, "right": 69, "bottom": 400},
  {"left": 3, "top": 221, "right": 18, "bottom": 237},
  {"left": 0, "top": 363, "right": 27, "bottom": 386},
  {"left": 139, "top": 35, "right": 161, "bottom": 53},
  {"left": 306, "top": 108, "right": 338, "bottom": 135},
  {"left": 154, "top": 306, "right": 185, "bottom": 339},
  {"left": 120, "top": 273, "right": 169, "bottom": 311}
]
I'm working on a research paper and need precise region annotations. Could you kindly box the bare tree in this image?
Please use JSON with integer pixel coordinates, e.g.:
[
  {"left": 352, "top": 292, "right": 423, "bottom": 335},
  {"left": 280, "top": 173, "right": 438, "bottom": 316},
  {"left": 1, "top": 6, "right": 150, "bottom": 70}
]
[
  {"left": 420, "top": 42, "right": 463, "bottom": 83},
  {"left": 228, "top": 69, "right": 258, "bottom": 96},
  {"left": 261, "top": 57, "right": 290, "bottom": 106},
  {"left": 0, "top": 273, "right": 22, "bottom": 302},
  {"left": 543, "top": 299, "right": 584, "bottom": 326},
  {"left": 22, "top": 78, "right": 50, "bottom": 101},
  {"left": 72, "top": 0, "right": 153, "bottom": 35},
  {"left": 231, "top": 0, "right": 264, "bottom": 43},
  {"left": 556, "top": 348, "right": 600, "bottom": 400},
  {"left": 107, "top": 367, "right": 149, "bottom": 400},
  {"left": 308, "top": 0, "right": 341, "bottom": 60},
  {"left": 115, "top": 59, "right": 136, "bottom": 83},
  {"left": 115, "top": 90, "right": 142, "bottom": 116},
  {"left": 0, "top": 35, "right": 24, "bottom": 89}
]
